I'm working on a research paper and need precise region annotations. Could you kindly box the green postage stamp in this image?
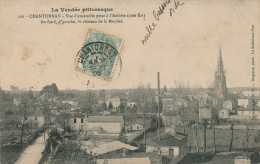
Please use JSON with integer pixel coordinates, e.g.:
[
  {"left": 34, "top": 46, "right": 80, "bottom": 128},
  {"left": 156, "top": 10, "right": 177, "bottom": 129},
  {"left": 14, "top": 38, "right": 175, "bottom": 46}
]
[{"left": 75, "top": 29, "right": 123, "bottom": 80}]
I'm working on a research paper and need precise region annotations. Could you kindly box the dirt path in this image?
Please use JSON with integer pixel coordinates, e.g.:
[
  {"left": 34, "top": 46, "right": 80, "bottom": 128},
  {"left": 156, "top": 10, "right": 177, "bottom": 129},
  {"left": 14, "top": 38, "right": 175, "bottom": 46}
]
[{"left": 15, "top": 133, "right": 46, "bottom": 164}]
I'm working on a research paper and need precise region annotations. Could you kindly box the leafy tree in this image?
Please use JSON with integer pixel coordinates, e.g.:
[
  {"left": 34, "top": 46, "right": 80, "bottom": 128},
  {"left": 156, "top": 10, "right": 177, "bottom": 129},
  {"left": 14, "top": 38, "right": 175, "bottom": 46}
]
[
  {"left": 17, "top": 97, "right": 34, "bottom": 151},
  {"left": 194, "top": 124, "right": 199, "bottom": 153},
  {"left": 211, "top": 107, "right": 219, "bottom": 154},
  {"left": 163, "top": 85, "right": 167, "bottom": 93},
  {"left": 102, "top": 102, "right": 107, "bottom": 111},
  {"left": 149, "top": 96, "right": 163, "bottom": 114},
  {"left": 42, "top": 101, "right": 51, "bottom": 125},
  {"left": 136, "top": 101, "right": 143, "bottom": 113},
  {"left": 56, "top": 103, "right": 70, "bottom": 134},
  {"left": 27, "top": 90, "right": 34, "bottom": 99},
  {"left": 50, "top": 83, "right": 59, "bottom": 96},
  {"left": 40, "top": 83, "right": 59, "bottom": 98},
  {"left": 93, "top": 104, "right": 104, "bottom": 113},
  {"left": 125, "top": 106, "right": 133, "bottom": 113},
  {"left": 108, "top": 102, "right": 113, "bottom": 110},
  {"left": 132, "top": 104, "right": 137, "bottom": 113},
  {"left": 0, "top": 89, "right": 13, "bottom": 102},
  {"left": 229, "top": 123, "right": 234, "bottom": 151},
  {"left": 1, "top": 105, "right": 19, "bottom": 130},
  {"left": 50, "top": 141, "right": 96, "bottom": 164},
  {"left": 131, "top": 83, "right": 155, "bottom": 112},
  {"left": 99, "top": 89, "right": 107, "bottom": 101},
  {"left": 85, "top": 91, "right": 96, "bottom": 110},
  {"left": 245, "top": 127, "right": 250, "bottom": 149},
  {"left": 119, "top": 102, "right": 125, "bottom": 113},
  {"left": 151, "top": 97, "right": 157, "bottom": 113},
  {"left": 254, "top": 130, "right": 260, "bottom": 143},
  {"left": 150, "top": 114, "right": 162, "bottom": 130},
  {"left": 201, "top": 120, "right": 208, "bottom": 153}
]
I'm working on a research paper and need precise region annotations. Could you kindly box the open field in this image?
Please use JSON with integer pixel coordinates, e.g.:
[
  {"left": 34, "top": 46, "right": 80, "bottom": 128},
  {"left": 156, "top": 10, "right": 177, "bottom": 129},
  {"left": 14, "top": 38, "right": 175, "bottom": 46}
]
[
  {"left": 184, "top": 128, "right": 260, "bottom": 152},
  {"left": 136, "top": 127, "right": 260, "bottom": 163},
  {"left": 179, "top": 152, "right": 260, "bottom": 164},
  {"left": 1, "top": 144, "right": 22, "bottom": 164},
  {"left": 0, "top": 130, "right": 21, "bottom": 145},
  {"left": 0, "top": 129, "right": 36, "bottom": 145},
  {"left": 137, "top": 127, "right": 260, "bottom": 153}
]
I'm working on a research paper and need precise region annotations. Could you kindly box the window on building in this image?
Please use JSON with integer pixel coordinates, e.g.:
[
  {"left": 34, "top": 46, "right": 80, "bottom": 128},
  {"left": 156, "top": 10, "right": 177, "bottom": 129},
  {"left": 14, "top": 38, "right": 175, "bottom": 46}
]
[
  {"left": 81, "top": 118, "right": 83, "bottom": 123},
  {"left": 169, "top": 149, "right": 174, "bottom": 156},
  {"left": 74, "top": 119, "right": 76, "bottom": 124}
]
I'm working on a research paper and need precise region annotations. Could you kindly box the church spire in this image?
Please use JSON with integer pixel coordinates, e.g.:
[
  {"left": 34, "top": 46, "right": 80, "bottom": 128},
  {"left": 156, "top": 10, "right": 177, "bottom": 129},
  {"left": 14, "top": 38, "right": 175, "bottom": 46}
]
[
  {"left": 217, "top": 46, "right": 224, "bottom": 72},
  {"left": 214, "top": 45, "right": 227, "bottom": 101}
]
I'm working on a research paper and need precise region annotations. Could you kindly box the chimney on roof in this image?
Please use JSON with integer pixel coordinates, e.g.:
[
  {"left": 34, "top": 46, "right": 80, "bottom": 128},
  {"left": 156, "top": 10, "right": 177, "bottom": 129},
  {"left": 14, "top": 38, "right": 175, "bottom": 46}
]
[
  {"left": 103, "top": 159, "right": 108, "bottom": 164},
  {"left": 165, "top": 123, "right": 176, "bottom": 135},
  {"left": 171, "top": 124, "right": 176, "bottom": 135},
  {"left": 122, "top": 148, "right": 127, "bottom": 156}
]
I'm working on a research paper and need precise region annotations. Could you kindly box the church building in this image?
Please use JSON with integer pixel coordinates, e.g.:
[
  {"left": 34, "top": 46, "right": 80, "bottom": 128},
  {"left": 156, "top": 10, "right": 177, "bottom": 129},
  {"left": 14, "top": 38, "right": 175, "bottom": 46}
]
[
  {"left": 213, "top": 47, "right": 238, "bottom": 108},
  {"left": 214, "top": 47, "right": 228, "bottom": 100}
]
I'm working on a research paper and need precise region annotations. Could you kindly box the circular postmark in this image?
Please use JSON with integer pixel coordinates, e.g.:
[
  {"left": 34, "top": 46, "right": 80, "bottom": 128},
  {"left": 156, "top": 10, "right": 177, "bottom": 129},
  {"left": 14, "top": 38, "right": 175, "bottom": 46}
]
[{"left": 75, "top": 41, "right": 122, "bottom": 81}]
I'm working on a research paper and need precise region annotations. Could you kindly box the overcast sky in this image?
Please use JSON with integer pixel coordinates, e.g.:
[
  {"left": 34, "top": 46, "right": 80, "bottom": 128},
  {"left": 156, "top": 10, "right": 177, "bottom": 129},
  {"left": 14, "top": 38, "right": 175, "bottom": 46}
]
[{"left": 0, "top": 0, "right": 259, "bottom": 90}]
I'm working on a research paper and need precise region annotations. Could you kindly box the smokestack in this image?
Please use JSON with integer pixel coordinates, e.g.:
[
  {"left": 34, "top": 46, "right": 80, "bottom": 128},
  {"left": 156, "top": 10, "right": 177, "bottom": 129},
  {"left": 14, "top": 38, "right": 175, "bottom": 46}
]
[
  {"left": 122, "top": 148, "right": 127, "bottom": 156},
  {"left": 171, "top": 124, "right": 176, "bottom": 135},
  {"left": 157, "top": 72, "right": 161, "bottom": 140}
]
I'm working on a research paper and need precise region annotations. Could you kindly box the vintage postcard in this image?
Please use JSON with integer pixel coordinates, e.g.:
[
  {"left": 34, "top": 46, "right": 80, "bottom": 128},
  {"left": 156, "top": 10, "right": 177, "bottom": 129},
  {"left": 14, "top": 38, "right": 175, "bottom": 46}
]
[{"left": 0, "top": 0, "right": 260, "bottom": 163}]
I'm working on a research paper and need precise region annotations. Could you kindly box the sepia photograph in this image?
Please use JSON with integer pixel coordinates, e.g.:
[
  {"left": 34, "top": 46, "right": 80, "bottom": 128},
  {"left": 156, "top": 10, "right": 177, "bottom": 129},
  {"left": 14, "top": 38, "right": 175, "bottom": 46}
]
[{"left": 0, "top": 0, "right": 259, "bottom": 163}]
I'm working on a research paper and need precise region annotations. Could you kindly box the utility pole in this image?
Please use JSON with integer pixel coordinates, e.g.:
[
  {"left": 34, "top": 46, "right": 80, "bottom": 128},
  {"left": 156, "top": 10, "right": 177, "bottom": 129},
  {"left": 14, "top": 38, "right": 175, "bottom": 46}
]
[
  {"left": 143, "top": 96, "right": 146, "bottom": 144},
  {"left": 182, "top": 97, "right": 185, "bottom": 134},
  {"left": 44, "top": 111, "right": 46, "bottom": 145},
  {"left": 157, "top": 72, "right": 161, "bottom": 140}
]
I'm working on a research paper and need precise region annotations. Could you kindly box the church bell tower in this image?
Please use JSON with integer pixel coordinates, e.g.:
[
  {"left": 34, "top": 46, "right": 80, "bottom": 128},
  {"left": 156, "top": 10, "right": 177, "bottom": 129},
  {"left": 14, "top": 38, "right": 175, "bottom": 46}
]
[{"left": 214, "top": 46, "right": 228, "bottom": 100}]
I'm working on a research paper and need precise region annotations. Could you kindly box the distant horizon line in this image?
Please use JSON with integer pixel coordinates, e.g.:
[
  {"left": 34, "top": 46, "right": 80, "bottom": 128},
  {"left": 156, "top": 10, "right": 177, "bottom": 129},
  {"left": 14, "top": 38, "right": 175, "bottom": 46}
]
[{"left": 2, "top": 86, "right": 260, "bottom": 92}]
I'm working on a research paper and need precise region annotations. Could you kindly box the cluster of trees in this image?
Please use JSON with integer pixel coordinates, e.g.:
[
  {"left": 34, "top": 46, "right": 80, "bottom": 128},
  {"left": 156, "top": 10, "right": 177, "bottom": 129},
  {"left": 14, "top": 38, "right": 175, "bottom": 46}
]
[
  {"left": 0, "top": 89, "right": 39, "bottom": 150},
  {"left": 82, "top": 91, "right": 97, "bottom": 111},
  {"left": 47, "top": 130, "right": 96, "bottom": 164},
  {"left": 126, "top": 83, "right": 162, "bottom": 114},
  {"left": 43, "top": 129, "right": 95, "bottom": 164},
  {"left": 18, "top": 96, "right": 36, "bottom": 150},
  {"left": 81, "top": 86, "right": 161, "bottom": 114},
  {"left": 1, "top": 84, "right": 60, "bottom": 150},
  {"left": 99, "top": 89, "right": 106, "bottom": 101},
  {"left": 0, "top": 88, "right": 13, "bottom": 102},
  {"left": 50, "top": 141, "right": 96, "bottom": 164},
  {"left": 39, "top": 83, "right": 59, "bottom": 98},
  {"left": 59, "top": 92, "right": 75, "bottom": 100}
]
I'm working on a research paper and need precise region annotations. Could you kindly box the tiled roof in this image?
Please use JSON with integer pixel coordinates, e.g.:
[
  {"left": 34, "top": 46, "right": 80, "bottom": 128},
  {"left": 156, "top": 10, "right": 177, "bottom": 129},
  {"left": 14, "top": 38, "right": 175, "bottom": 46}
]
[
  {"left": 235, "top": 107, "right": 260, "bottom": 111},
  {"left": 243, "top": 95, "right": 260, "bottom": 99},
  {"left": 86, "top": 141, "right": 138, "bottom": 155},
  {"left": 96, "top": 157, "right": 150, "bottom": 164},
  {"left": 70, "top": 112, "right": 85, "bottom": 118},
  {"left": 87, "top": 116, "right": 123, "bottom": 122},
  {"left": 147, "top": 132, "right": 187, "bottom": 147},
  {"left": 87, "top": 126, "right": 109, "bottom": 134},
  {"left": 97, "top": 152, "right": 162, "bottom": 163},
  {"left": 125, "top": 122, "right": 143, "bottom": 126}
]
